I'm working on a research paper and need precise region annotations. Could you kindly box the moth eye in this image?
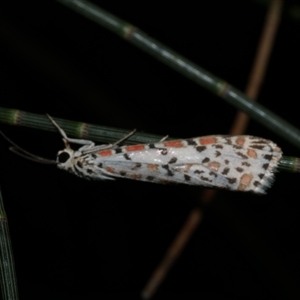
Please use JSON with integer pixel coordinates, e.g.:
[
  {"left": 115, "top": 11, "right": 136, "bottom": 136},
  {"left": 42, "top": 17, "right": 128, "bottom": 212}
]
[{"left": 58, "top": 152, "right": 70, "bottom": 163}]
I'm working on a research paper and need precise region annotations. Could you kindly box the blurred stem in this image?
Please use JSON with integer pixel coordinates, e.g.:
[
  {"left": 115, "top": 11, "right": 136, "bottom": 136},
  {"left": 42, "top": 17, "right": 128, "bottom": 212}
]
[
  {"left": 0, "top": 187, "right": 19, "bottom": 300},
  {"left": 57, "top": 0, "right": 300, "bottom": 149},
  {"left": 230, "top": 0, "right": 282, "bottom": 135},
  {"left": 278, "top": 156, "right": 300, "bottom": 172}
]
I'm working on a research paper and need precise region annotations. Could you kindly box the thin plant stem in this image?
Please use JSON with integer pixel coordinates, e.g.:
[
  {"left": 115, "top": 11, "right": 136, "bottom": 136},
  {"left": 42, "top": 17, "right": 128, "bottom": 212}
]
[
  {"left": 0, "top": 107, "right": 161, "bottom": 145},
  {"left": 141, "top": 208, "right": 203, "bottom": 300},
  {"left": 230, "top": 0, "right": 283, "bottom": 134},
  {"left": 0, "top": 187, "right": 19, "bottom": 300},
  {"left": 278, "top": 156, "right": 300, "bottom": 172},
  {"left": 57, "top": 0, "right": 300, "bottom": 149}
]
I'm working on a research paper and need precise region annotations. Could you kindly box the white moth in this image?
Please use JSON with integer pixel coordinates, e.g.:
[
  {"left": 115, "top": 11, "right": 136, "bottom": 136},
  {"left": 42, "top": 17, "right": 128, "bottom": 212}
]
[{"left": 1, "top": 115, "right": 282, "bottom": 194}]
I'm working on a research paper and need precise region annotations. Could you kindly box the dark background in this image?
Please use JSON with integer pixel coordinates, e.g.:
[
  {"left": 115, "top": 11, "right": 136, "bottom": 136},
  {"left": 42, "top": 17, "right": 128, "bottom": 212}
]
[{"left": 1, "top": 1, "right": 300, "bottom": 299}]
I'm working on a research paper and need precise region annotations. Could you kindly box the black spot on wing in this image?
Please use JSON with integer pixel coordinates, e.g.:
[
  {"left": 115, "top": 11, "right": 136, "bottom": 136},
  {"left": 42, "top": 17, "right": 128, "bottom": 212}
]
[
  {"left": 215, "top": 151, "right": 221, "bottom": 157},
  {"left": 196, "top": 146, "right": 206, "bottom": 152},
  {"left": 236, "top": 167, "right": 244, "bottom": 173},
  {"left": 194, "top": 170, "right": 204, "bottom": 174},
  {"left": 162, "top": 164, "right": 174, "bottom": 176},
  {"left": 187, "top": 139, "right": 197, "bottom": 146},
  {"left": 124, "top": 153, "right": 131, "bottom": 160},
  {"left": 200, "top": 176, "right": 212, "bottom": 183},
  {"left": 236, "top": 152, "right": 248, "bottom": 159},
  {"left": 225, "top": 138, "right": 232, "bottom": 145},
  {"left": 184, "top": 174, "right": 191, "bottom": 181},
  {"left": 264, "top": 154, "right": 273, "bottom": 161},
  {"left": 263, "top": 163, "right": 269, "bottom": 170},
  {"left": 149, "top": 143, "right": 168, "bottom": 155},
  {"left": 147, "top": 176, "right": 154, "bottom": 181},
  {"left": 251, "top": 145, "right": 265, "bottom": 150},
  {"left": 222, "top": 167, "right": 230, "bottom": 175},
  {"left": 115, "top": 148, "right": 123, "bottom": 154},
  {"left": 227, "top": 178, "right": 236, "bottom": 184},
  {"left": 213, "top": 144, "right": 224, "bottom": 149},
  {"left": 168, "top": 157, "right": 177, "bottom": 164},
  {"left": 202, "top": 157, "right": 210, "bottom": 163}
]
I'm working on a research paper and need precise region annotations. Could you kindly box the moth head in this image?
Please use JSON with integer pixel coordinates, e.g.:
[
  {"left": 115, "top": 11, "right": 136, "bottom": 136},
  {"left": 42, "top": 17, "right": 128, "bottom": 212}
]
[
  {"left": 1, "top": 115, "right": 84, "bottom": 168},
  {"left": 56, "top": 148, "right": 75, "bottom": 170}
]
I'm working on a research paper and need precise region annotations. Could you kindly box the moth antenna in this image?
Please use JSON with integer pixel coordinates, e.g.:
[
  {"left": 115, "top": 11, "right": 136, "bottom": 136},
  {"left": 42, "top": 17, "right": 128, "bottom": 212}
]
[
  {"left": 0, "top": 130, "right": 57, "bottom": 165},
  {"left": 9, "top": 147, "right": 57, "bottom": 164},
  {"left": 46, "top": 114, "right": 70, "bottom": 148}
]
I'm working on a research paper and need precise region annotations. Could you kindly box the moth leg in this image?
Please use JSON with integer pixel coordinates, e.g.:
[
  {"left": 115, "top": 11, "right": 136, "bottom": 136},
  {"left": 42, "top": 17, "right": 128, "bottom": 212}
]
[
  {"left": 159, "top": 135, "right": 169, "bottom": 142},
  {"left": 80, "top": 129, "right": 138, "bottom": 154},
  {"left": 47, "top": 114, "right": 95, "bottom": 148},
  {"left": 48, "top": 114, "right": 136, "bottom": 151},
  {"left": 82, "top": 144, "right": 114, "bottom": 153},
  {"left": 66, "top": 128, "right": 137, "bottom": 149},
  {"left": 111, "top": 129, "right": 137, "bottom": 147},
  {"left": 63, "top": 138, "right": 95, "bottom": 146}
]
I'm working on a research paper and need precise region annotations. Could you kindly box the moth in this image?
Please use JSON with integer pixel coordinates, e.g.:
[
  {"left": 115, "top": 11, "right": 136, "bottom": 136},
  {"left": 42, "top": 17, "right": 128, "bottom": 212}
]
[{"left": 1, "top": 115, "right": 282, "bottom": 194}]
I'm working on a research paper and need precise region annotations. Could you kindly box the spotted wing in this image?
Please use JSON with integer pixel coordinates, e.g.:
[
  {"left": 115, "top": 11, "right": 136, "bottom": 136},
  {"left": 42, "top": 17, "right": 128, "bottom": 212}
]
[
  {"left": 94, "top": 135, "right": 282, "bottom": 194},
  {"left": 171, "top": 135, "right": 282, "bottom": 193}
]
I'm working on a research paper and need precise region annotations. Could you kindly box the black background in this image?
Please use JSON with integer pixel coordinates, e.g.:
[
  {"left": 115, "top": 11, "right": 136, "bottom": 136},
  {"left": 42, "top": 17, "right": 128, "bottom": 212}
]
[{"left": 1, "top": 1, "right": 300, "bottom": 299}]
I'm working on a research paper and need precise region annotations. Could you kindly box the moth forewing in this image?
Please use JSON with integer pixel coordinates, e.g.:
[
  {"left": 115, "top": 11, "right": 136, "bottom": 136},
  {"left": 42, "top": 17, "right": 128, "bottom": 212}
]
[{"left": 63, "top": 135, "right": 282, "bottom": 194}]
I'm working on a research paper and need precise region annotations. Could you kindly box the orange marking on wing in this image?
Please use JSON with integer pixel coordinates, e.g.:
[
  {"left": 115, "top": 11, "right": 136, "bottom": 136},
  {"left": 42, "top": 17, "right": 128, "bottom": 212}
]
[
  {"left": 199, "top": 137, "right": 217, "bottom": 145},
  {"left": 106, "top": 167, "right": 115, "bottom": 173},
  {"left": 207, "top": 161, "right": 220, "bottom": 171},
  {"left": 236, "top": 137, "right": 245, "bottom": 146},
  {"left": 99, "top": 150, "right": 113, "bottom": 156},
  {"left": 125, "top": 145, "right": 145, "bottom": 151},
  {"left": 164, "top": 140, "right": 184, "bottom": 147},
  {"left": 147, "top": 164, "right": 159, "bottom": 170},
  {"left": 183, "top": 164, "right": 193, "bottom": 172},
  {"left": 238, "top": 173, "right": 253, "bottom": 191},
  {"left": 247, "top": 149, "right": 257, "bottom": 158},
  {"left": 131, "top": 174, "right": 142, "bottom": 180}
]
